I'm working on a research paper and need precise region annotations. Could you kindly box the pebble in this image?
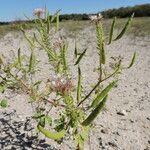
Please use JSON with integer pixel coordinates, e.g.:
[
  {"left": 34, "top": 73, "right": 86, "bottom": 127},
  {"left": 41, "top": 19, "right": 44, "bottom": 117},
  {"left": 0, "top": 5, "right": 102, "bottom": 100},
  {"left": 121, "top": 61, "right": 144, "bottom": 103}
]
[
  {"left": 101, "top": 128, "right": 109, "bottom": 134},
  {"left": 108, "top": 141, "right": 118, "bottom": 147},
  {"left": 117, "top": 110, "right": 127, "bottom": 116},
  {"left": 146, "top": 117, "right": 150, "bottom": 121},
  {"left": 113, "top": 131, "right": 120, "bottom": 136},
  {"left": 130, "top": 119, "right": 135, "bottom": 123}
]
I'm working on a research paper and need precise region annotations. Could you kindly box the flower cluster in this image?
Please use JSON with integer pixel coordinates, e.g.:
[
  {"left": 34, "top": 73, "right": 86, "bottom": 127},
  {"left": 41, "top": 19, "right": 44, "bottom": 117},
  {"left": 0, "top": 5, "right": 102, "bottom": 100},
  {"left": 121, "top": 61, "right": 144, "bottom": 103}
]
[
  {"left": 33, "top": 8, "right": 46, "bottom": 18},
  {"left": 49, "top": 74, "right": 73, "bottom": 94},
  {"left": 52, "top": 37, "right": 64, "bottom": 49},
  {"left": 89, "top": 13, "right": 103, "bottom": 23}
]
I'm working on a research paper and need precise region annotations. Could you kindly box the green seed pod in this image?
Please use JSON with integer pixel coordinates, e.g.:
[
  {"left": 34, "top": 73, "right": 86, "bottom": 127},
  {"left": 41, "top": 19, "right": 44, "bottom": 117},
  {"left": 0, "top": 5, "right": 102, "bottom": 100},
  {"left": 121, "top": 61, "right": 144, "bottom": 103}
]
[
  {"left": 108, "top": 17, "right": 116, "bottom": 44},
  {"left": 127, "top": 52, "right": 136, "bottom": 68},
  {"left": 17, "top": 48, "right": 21, "bottom": 67},
  {"left": 91, "top": 80, "right": 117, "bottom": 108},
  {"left": 37, "top": 124, "right": 66, "bottom": 140},
  {"left": 96, "top": 22, "right": 106, "bottom": 64},
  {"left": 74, "top": 48, "right": 87, "bottom": 65},
  {"left": 82, "top": 95, "right": 107, "bottom": 126},
  {"left": 114, "top": 13, "right": 134, "bottom": 41},
  {"left": 77, "top": 66, "right": 81, "bottom": 103}
]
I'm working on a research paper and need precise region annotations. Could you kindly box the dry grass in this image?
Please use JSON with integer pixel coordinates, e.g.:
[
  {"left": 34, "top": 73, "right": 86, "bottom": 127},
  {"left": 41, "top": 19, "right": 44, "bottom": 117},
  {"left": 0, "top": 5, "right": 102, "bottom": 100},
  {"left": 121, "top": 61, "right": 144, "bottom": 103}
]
[{"left": 0, "top": 17, "right": 149, "bottom": 39}]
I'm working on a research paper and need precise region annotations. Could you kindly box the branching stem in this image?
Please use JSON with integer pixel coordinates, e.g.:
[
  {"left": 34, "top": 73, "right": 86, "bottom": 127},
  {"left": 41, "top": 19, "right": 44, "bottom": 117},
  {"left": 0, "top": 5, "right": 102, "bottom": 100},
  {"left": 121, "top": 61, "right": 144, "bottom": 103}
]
[{"left": 77, "top": 66, "right": 120, "bottom": 107}]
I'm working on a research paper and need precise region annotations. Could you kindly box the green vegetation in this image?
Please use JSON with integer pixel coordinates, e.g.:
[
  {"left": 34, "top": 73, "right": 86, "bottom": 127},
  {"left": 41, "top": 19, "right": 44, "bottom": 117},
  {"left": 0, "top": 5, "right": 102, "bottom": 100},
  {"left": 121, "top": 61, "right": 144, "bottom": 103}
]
[
  {"left": 101, "top": 4, "right": 150, "bottom": 18},
  {"left": 0, "top": 11, "right": 136, "bottom": 149},
  {"left": 0, "top": 99, "right": 8, "bottom": 108},
  {"left": 1, "top": 16, "right": 149, "bottom": 39}
]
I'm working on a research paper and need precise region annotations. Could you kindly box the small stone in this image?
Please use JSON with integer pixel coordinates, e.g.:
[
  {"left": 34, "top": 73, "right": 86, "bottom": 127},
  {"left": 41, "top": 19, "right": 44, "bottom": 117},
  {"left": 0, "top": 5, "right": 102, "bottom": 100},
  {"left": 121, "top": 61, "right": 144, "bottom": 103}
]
[
  {"left": 146, "top": 117, "right": 150, "bottom": 121},
  {"left": 130, "top": 119, "right": 134, "bottom": 123},
  {"left": 101, "top": 128, "right": 109, "bottom": 134},
  {"left": 133, "top": 88, "right": 138, "bottom": 93},
  {"left": 114, "top": 131, "right": 120, "bottom": 136},
  {"left": 98, "top": 137, "right": 103, "bottom": 146},
  {"left": 117, "top": 110, "right": 127, "bottom": 116},
  {"left": 108, "top": 141, "right": 117, "bottom": 147},
  {"left": 11, "top": 146, "right": 16, "bottom": 150}
]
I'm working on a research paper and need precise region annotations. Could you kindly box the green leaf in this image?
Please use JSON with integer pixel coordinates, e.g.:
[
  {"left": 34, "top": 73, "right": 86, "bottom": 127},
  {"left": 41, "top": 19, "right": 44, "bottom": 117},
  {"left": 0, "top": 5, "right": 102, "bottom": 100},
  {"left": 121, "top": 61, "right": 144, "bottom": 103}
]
[
  {"left": 39, "top": 117, "right": 46, "bottom": 127},
  {"left": 74, "top": 48, "right": 87, "bottom": 65},
  {"left": 0, "top": 85, "right": 5, "bottom": 93},
  {"left": 0, "top": 99, "right": 8, "bottom": 108},
  {"left": 32, "top": 113, "right": 45, "bottom": 119},
  {"left": 127, "top": 52, "right": 136, "bottom": 69},
  {"left": 77, "top": 66, "right": 81, "bottom": 103},
  {"left": 45, "top": 115, "right": 52, "bottom": 126},
  {"left": 33, "top": 81, "right": 42, "bottom": 86},
  {"left": 82, "top": 95, "right": 107, "bottom": 126},
  {"left": 74, "top": 134, "right": 84, "bottom": 150},
  {"left": 37, "top": 124, "right": 66, "bottom": 140},
  {"left": 108, "top": 17, "right": 116, "bottom": 44},
  {"left": 114, "top": 13, "right": 134, "bottom": 41},
  {"left": 91, "top": 81, "right": 117, "bottom": 108}
]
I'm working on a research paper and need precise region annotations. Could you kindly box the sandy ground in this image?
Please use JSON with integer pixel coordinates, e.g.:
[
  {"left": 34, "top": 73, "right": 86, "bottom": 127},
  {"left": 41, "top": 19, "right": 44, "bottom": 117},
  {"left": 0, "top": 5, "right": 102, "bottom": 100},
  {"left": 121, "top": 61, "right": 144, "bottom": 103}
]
[{"left": 0, "top": 27, "right": 150, "bottom": 150}]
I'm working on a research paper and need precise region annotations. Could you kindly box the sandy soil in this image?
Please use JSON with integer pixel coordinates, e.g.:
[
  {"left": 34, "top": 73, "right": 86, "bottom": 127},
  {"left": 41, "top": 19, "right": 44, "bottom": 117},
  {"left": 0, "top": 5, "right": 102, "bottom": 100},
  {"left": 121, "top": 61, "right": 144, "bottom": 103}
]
[{"left": 0, "top": 27, "right": 150, "bottom": 150}]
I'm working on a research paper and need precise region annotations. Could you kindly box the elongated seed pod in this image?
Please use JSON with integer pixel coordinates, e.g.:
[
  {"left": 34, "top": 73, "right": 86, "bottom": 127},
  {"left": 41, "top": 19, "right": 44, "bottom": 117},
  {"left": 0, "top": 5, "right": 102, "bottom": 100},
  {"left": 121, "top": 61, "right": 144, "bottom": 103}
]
[
  {"left": 82, "top": 95, "right": 107, "bottom": 126},
  {"left": 96, "top": 22, "right": 106, "bottom": 64},
  {"left": 74, "top": 48, "right": 87, "bottom": 65},
  {"left": 74, "top": 38, "right": 78, "bottom": 59},
  {"left": 21, "top": 27, "right": 35, "bottom": 48},
  {"left": 56, "top": 13, "right": 59, "bottom": 32},
  {"left": 101, "top": 42, "right": 105, "bottom": 64},
  {"left": 47, "top": 12, "right": 50, "bottom": 34},
  {"left": 37, "top": 124, "right": 66, "bottom": 140},
  {"left": 114, "top": 13, "right": 134, "bottom": 41},
  {"left": 108, "top": 17, "right": 116, "bottom": 44},
  {"left": 33, "top": 33, "right": 56, "bottom": 61},
  {"left": 28, "top": 51, "right": 35, "bottom": 72},
  {"left": 17, "top": 48, "right": 21, "bottom": 67},
  {"left": 51, "top": 9, "right": 61, "bottom": 23},
  {"left": 91, "top": 80, "right": 117, "bottom": 108},
  {"left": 127, "top": 52, "right": 136, "bottom": 68},
  {"left": 0, "top": 56, "right": 3, "bottom": 65},
  {"left": 77, "top": 66, "right": 81, "bottom": 103},
  {"left": 61, "top": 43, "right": 68, "bottom": 71}
]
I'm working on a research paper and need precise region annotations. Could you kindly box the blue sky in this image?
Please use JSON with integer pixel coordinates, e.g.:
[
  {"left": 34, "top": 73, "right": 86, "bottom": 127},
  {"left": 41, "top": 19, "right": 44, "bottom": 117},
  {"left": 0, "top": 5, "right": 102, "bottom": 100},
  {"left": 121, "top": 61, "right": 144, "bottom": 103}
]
[{"left": 0, "top": 0, "right": 149, "bottom": 21}]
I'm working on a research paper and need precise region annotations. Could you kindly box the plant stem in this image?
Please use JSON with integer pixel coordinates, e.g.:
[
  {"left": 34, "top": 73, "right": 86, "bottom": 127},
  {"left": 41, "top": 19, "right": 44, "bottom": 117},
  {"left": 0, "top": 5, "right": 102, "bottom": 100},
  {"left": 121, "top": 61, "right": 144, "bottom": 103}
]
[
  {"left": 77, "top": 79, "right": 101, "bottom": 107},
  {"left": 99, "top": 61, "right": 102, "bottom": 81},
  {"left": 9, "top": 71, "right": 31, "bottom": 92},
  {"left": 44, "top": 98, "right": 65, "bottom": 108},
  {"left": 77, "top": 66, "right": 120, "bottom": 107}
]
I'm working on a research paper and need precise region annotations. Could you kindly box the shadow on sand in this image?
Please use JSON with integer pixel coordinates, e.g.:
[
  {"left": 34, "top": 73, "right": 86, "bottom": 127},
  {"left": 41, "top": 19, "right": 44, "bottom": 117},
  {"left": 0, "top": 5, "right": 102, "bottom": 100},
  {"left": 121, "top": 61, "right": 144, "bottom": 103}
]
[{"left": 0, "top": 110, "right": 57, "bottom": 150}]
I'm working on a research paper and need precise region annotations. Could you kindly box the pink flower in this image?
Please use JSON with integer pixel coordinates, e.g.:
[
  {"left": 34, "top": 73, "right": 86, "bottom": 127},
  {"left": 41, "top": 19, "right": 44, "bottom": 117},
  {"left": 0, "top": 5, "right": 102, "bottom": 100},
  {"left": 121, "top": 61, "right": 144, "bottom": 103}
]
[
  {"left": 50, "top": 74, "right": 73, "bottom": 94},
  {"left": 33, "top": 8, "right": 46, "bottom": 18},
  {"left": 89, "top": 13, "right": 103, "bottom": 23}
]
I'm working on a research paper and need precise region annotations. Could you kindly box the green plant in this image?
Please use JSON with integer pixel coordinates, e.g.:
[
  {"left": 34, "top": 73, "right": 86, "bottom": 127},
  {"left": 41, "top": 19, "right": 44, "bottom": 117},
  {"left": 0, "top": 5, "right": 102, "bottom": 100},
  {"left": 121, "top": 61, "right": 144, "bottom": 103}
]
[
  {"left": 0, "top": 11, "right": 136, "bottom": 149},
  {"left": 0, "top": 99, "right": 8, "bottom": 108}
]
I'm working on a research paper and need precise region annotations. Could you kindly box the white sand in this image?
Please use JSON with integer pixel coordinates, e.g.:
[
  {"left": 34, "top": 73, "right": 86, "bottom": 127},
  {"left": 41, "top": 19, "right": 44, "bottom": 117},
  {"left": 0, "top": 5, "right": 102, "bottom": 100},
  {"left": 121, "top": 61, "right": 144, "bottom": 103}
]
[{"left": 0, "top": 28, "right": 150, "bottom": 150}]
